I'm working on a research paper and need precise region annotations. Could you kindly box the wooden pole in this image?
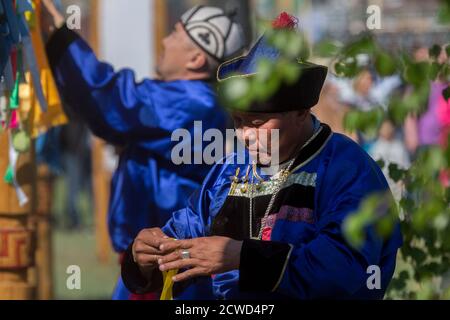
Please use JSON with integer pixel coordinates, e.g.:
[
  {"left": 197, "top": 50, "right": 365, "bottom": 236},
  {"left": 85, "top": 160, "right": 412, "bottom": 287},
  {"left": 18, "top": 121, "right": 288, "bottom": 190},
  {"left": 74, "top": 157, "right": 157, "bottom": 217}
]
[
  {"left": 0, "top": 133, "right": 36, "bottom": 300},
  {"left": 154, "top": 0, "right": 168, "bottom": 62},
  {"left": 26, "top": 0, "right": 56, "bottom": 300},
  {"left": 92, "top": 0, "right": 113, "bottom": 264},
  {"left": 32, "top": 164, "right": 53, "bottom": 300}
]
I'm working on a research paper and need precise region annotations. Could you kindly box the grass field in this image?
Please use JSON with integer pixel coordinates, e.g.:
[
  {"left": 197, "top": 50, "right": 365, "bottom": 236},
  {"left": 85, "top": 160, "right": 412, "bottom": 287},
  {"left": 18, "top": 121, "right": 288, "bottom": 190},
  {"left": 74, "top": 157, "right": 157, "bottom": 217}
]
[{"left": 52, "top": 229, "right": 120, "bottom": 300}]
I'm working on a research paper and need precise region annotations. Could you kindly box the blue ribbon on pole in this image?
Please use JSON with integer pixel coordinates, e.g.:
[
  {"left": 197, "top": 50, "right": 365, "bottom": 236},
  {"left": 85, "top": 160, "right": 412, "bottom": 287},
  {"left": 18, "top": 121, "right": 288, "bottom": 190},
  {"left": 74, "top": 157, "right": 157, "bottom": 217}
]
[
  {"left": 3, "top": 57, "right": 14, "bottom": 90},
  {"left": 1, "top": 0, "right": 11, "bottom": 75},
  {"left": 17, "top": 0, "right": 48, "bottom": 112},
  {"left": 1, "top": 0, "right": 20, "bottom": 44},
  {"left": 53, "top": 0, "right": 63, "bottom": 13}
]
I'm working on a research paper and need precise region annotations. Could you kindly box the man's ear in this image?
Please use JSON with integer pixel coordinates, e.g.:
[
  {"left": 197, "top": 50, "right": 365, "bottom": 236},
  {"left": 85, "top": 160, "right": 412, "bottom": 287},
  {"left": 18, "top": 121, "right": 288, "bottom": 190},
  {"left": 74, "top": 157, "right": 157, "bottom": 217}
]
[
  {"left": 291, "top": 110, "right": 311, "bottom": 128},
  {"left": 295, "top": 110, "right": 310, "bottom": 122},
  {"left": 186, "top": 51, "right": 208, "bottom": 71}
]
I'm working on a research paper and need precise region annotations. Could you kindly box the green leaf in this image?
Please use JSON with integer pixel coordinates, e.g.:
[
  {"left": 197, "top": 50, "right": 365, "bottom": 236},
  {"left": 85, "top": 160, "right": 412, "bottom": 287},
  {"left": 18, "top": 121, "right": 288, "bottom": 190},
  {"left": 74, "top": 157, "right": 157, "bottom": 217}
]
[
  {"left": 334, "top": 58, "right": 360, "bottom": 77},
  {"left": 409, "top": 247, "right": 427, "bottom": 265},
  {"left": 284, "top": 33, "right": 309, "bottom": 60},
  {"left": 219, "top": 77, "right": 252, "bottom": 111},
  {"left": 399, "top": 197, "right": 414, "bottom": 212},
  {"left": 444, "top": 285, "right": 450, "bottom": 300},
  {"left": 416, "top": 281, "right": 435, "bottom": 300},
  {"left": 388, "top": 163, "right": 406, "bottom": 183},
  {"left": 376, "top": 159, "right": 385, "bottom": 169},
  {"left": 376, "top": 215, "right": 395, "bottom": 238},
  {"left": 271, "top": 30, "right": 290, "bottom": 51},
  {"left": 429, "top": 44, "right": 442, "bottom": 60},
  {"left": 256, "top": 58, "right": 273, "bottom": 82},
  {"left": 404, "top": 62, "right": 431, "bottom": 87},
  {"left": 438, "top": 0, "right": 450, "bottom": 24},
  {"left": 227, "top": 78, "right": 250, "bottom": 100},
  {"left": 343, "top": 195, "right": 382, "bottom": 248},
  {"left": 375, "top": 51, "right": 397, "bottom": 76},
  {"left": 412, "top": 207, "right": 429, "bottom": 231},
  {"left": 443, "top": 86, "right": 450, "bottom": 101},
  {"left": 425, "top": 147, "right": 446, "bottom": 173},
  {"left": 314, "top": 40, "right": 342, "bottom": 57},
  {"left": 429, "top": 62, "right": 442, "bottom": 81},
  {"left": 343, "top": 214, "right": 366, "bottom": 248},
  {"left": 253, "top": 75, "right": 279, "bottom": 102},
  {"left": 342, "top": 34, "right": 376, "bottom": 57},
  {"left": 445, "top": 133, "right": 450, "bottom": 163},
  {"left": 343, "top": 110, "right": 360, "bottom": 133},
  {"left": 389, "top": 270, "right": 409, "bottom": 291},
  {"left": 433, "top": 214, "right": 449, "bottom": 231}
]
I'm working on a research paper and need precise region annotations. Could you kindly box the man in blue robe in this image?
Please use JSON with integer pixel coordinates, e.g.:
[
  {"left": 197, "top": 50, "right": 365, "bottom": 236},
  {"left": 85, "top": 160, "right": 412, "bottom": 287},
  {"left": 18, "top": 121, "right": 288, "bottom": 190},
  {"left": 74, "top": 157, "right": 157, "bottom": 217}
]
[
  {"left": 41, "top": 3, "right": 245, "bottom": 299},
  {"left": 121, "top": 13, "right": 403, "bottom": 300}
]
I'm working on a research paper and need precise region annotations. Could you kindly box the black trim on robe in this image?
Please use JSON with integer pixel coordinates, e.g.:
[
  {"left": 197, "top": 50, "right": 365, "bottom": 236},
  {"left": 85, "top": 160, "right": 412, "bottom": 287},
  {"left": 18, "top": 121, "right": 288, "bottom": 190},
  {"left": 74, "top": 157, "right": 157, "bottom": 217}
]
[
  {"left": 239, "top": 239, "right": 293, "bottom": 292},
  {"left": 291, "top": 123, "right": 332, "bottom": 169},
  {"left": 121, "top": 244, "right": 164, "bottom": 294},
  {"left": 209, "top": 184, "right": 316, "bottom": 239},
  {"left": 45, "top": 24, "right": 80, "bottom": 67}
]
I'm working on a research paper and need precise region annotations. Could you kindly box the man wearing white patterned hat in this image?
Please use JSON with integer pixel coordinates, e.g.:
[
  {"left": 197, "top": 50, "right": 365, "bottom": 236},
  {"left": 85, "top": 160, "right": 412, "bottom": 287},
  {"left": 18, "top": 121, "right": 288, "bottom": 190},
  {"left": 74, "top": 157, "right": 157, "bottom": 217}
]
[{"left": 41, "top": 2, "right": 245, "bottom": 300}]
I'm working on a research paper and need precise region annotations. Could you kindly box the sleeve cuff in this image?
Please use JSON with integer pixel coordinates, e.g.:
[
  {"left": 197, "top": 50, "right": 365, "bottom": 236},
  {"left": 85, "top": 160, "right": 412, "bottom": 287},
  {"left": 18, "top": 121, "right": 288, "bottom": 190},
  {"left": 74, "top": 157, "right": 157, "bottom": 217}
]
[
  {"left": 45, "top": 24, "right": 81, "bottom": 67},
  {"left": 239, "top": 240, "right": 294, "bottom": 292},
  {"left": 121, "top": 243, "right": 164, "bottom": 295}
]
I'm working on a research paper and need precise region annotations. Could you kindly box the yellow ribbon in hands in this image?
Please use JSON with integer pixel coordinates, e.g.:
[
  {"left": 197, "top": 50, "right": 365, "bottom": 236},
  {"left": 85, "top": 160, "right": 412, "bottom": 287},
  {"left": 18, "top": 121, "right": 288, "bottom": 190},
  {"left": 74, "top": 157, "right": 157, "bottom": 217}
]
[
  {"left": 160, "top": 238, "right": 179, "bottom": 300},
  {"left": 160, "top": 269, "right": 178, "bottom": 300}
]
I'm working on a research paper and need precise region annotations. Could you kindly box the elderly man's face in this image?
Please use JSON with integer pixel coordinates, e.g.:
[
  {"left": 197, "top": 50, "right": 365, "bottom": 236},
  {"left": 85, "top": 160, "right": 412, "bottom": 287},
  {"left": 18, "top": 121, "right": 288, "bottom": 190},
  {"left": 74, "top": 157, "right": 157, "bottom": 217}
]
[
  {"left": 231, "top": 110, "right": 311, "bottom": 165},
  {"left": 156, "top": 23, "right": 200, "bottom": 80}
]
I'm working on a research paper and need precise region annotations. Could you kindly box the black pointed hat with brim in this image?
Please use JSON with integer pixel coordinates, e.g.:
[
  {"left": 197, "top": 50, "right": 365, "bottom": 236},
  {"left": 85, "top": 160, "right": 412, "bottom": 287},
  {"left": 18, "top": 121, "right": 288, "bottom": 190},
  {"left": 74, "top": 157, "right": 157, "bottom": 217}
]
[{"left": 217, "top": 12, "right": 328, "bottom": 113}]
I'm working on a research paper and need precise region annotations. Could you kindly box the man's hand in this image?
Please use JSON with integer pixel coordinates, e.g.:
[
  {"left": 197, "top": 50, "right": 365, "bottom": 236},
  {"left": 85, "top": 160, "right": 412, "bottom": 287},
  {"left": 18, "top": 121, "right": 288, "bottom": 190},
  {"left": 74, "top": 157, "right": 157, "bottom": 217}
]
[
  {"left": 157, "top": 236, "right": 243, "bottom": 283},
  {"left": 41, "top": 0, "right": 66, "bottom": 32},
  {"left": 132, "top": 228, "right": 171, "bottom": 278}
]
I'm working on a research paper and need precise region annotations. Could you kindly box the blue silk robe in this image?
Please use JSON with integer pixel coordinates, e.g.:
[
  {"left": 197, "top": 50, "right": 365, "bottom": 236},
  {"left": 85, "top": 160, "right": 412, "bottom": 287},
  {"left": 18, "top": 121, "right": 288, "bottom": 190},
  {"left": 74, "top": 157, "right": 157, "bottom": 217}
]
[
  {"left": 122, "top": 123, "right": 403, "bottom": 300},
  {"left": 45, "top": 26, "right": 228, "bottom": 299}
]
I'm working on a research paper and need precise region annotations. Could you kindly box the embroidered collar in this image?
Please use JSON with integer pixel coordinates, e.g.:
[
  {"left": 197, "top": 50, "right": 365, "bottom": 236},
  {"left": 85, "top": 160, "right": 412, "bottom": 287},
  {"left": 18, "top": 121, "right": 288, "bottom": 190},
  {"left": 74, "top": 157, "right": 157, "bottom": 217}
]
[{"left": 228, "top": 122, "right": 333, "bottom": 198}]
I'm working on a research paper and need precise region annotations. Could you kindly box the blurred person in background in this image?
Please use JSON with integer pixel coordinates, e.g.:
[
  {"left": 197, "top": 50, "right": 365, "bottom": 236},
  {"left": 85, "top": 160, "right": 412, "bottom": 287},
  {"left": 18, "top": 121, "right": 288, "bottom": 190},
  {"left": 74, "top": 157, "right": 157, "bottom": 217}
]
[
  {"left": 41, "top": 2, "right": 245, "bottom": 300},
  {"left": 331, "top": 63, "right": 402, "bottom": 113},
  {"left": 403, "top": 45, "right": 449, "bottom": 186},
  {"left": 403, "top": 45, "right": 430, "bottom": 155},
  {"left": 437, "top": 86, "right": 450, "bottom": 187},
  {"left": 404, "top": 45, "right": 449, "bottom": 153},
  {"left": 312, "top": 82, "right": 359, "bottom": 142},
  {"left": 436, "top": 47, "right": 450, "bottom": 187},
  {"left": 330, "top": 60, "right": 402, "bottom": 152},
  {"left": 59, "top": 121, "right": 92, "bottom": 230},
  {"left": 369, "top": 119, "right": 411, "bottom": 202}
]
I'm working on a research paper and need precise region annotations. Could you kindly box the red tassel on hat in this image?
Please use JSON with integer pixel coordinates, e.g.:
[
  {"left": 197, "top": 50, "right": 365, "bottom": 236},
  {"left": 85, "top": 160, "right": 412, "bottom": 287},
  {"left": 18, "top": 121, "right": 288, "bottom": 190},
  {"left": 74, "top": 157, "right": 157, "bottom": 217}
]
[{"left": 272, "top": 12, "right": 298, "bottom": 30}]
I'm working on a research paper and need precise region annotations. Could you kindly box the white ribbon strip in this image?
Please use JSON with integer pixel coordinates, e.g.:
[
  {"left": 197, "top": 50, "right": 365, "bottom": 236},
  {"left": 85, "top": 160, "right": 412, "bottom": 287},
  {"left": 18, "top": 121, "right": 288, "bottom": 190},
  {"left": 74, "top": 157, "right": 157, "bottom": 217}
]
[{"left": 0, "top": 84, "right": 6, "bottom": 123}]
